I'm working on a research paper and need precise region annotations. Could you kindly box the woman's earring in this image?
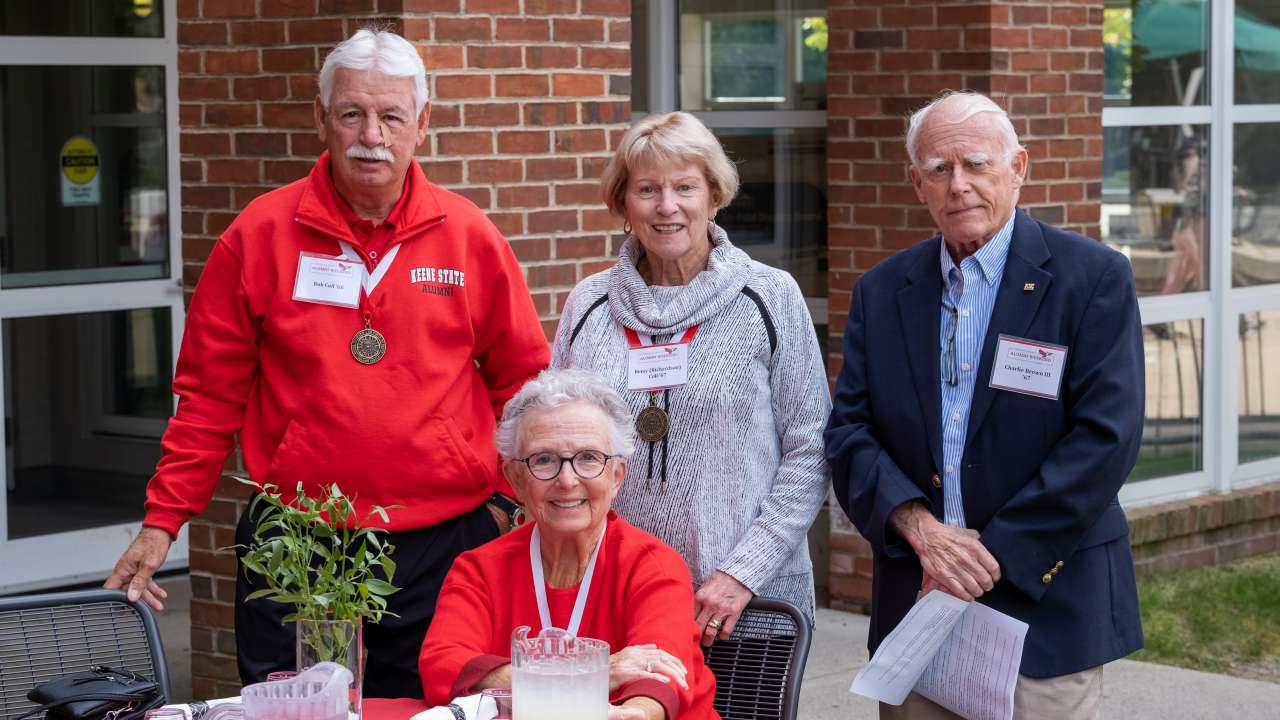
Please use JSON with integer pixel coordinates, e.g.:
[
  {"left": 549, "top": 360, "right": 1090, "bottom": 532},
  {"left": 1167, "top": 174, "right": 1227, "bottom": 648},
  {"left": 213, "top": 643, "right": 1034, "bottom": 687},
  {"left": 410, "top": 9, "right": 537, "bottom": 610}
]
[{"left": 622, "top": 221, "right": 633, "bottom": 235}]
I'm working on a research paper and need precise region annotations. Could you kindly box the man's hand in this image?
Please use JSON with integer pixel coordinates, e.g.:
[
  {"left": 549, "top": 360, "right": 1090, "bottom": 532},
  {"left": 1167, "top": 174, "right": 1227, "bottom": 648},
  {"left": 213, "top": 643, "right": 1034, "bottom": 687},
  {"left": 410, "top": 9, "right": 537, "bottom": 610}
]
[
  {"left": 890, "top": 502, "right": 1000, "bottom": 601},
  {"left": 694, "top": 570, "right": 753, "bottom": 647},
  {"left": 484, "top": 502, "right": 512, "bottom": 535},
  {"left": 104, "top": 526, "right": 173, "bottom": 611}
]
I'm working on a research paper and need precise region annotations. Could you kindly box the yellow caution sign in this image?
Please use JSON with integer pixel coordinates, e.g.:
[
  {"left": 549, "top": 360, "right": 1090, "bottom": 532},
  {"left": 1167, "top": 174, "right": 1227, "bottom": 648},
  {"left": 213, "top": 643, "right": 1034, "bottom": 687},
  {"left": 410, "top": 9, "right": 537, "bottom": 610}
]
[
  {"left": 134, "top": 0, "right": 154, "bottom": 18},
  {"left": 60, "top": 135, "right": 100, "bottom": 206},
  {"left": 61, "top": 136, "right": 99, "bottom": 184}
]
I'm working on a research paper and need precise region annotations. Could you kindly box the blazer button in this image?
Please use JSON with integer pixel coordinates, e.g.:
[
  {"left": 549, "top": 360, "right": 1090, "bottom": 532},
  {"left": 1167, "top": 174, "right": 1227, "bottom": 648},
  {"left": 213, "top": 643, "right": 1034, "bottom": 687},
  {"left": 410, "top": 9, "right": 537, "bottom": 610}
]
[
  {"left": 1041, "top": 573, "right": 1053, "bottom": 584},
  {"left": 1054, "top": 561, "right": 1064, "bottom": 569},
  {"left": 931, "top": 474, "right": 942, "bottom": 488}
]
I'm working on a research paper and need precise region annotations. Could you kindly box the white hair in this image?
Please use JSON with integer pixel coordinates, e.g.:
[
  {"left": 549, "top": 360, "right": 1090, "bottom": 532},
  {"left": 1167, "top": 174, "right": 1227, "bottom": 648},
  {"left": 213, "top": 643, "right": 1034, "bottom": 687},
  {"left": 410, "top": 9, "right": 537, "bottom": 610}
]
[
  {"left": 495, "top": 368, "right": 637, "bottom": 461},
  {"left": 319, "top": 28, "right": 428, "bottom": 115},
  {"left": 905, "top": 91, "right": 1022, "bottom": 167}
]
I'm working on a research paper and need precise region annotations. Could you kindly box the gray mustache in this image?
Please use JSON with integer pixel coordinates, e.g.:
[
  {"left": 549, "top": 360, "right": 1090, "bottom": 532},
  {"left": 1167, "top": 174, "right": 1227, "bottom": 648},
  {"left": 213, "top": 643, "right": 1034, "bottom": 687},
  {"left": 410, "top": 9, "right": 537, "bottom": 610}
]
[{"left": 346, "top": 144, "right": 395, "bottom": 162}]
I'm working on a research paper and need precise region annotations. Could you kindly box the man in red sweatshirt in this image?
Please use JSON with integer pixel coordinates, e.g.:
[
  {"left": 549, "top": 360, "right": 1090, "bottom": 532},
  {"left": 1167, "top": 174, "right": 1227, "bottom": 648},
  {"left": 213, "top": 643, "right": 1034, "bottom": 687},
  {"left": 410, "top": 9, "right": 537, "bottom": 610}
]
[{"left": 104, "top": 28, "right": 549, "bottom": 696}]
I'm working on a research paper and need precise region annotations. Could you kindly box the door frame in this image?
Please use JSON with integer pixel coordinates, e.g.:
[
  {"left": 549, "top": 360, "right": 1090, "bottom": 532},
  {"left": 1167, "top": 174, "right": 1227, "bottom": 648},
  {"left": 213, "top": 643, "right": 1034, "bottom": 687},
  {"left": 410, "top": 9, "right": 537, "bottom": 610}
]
[{"left": 0, "top": 0, "right": 187, "bottom": 593}]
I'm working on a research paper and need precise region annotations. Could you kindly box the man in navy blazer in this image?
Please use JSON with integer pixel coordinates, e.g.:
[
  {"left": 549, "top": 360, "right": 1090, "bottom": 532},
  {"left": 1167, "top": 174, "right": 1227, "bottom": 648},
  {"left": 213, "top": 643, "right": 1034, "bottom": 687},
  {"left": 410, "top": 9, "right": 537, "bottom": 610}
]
[{"left": 825, "top": 92, "right": 1144, "bottom": 718}]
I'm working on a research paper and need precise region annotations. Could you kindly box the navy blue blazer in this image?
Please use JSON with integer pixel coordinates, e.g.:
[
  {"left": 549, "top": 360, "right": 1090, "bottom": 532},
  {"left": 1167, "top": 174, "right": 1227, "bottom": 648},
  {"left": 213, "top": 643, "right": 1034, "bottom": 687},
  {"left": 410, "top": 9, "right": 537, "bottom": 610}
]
[{"left": 824, "top": 210, "right": 1145, "bottom": 677}]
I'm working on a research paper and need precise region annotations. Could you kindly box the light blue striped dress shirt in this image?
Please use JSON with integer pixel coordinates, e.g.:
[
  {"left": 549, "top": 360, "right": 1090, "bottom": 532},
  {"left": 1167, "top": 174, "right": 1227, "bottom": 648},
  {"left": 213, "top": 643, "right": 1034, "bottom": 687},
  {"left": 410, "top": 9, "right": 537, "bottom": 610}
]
[{"left": 938, "top": 213, "right": 1016, "bottom": 528}]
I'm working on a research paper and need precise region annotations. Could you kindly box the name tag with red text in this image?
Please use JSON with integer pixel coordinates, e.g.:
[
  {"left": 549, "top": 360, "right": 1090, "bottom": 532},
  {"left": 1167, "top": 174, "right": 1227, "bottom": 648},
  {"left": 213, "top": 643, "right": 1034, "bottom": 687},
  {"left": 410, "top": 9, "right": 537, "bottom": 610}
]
[
  {"left": 292, "top": 252, "right": 361, "bottom": 308},
  {"left": 988, "top": 334, "right": 1068, "bottom": 400}
]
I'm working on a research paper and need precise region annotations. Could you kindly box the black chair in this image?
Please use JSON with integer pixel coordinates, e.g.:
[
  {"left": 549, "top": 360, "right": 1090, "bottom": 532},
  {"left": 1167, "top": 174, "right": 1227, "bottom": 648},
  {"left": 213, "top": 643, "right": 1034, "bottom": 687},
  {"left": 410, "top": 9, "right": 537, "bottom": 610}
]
[
  {"left": 703, "top": 597, "right": 812, "bottom": 720},
  {"left": 0, "top": 589, "right": 170, "bottom": 720}
]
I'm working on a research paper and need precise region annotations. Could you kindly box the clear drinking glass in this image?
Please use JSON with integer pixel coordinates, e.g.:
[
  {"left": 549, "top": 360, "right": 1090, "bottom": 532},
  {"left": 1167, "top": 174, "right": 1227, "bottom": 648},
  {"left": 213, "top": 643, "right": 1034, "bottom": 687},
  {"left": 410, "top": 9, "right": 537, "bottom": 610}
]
[
  {"left": 296, "top": 618, "right": 363, "bottom": 718},
  {"left": 479, "top": 688, "right": 513, "bottom": 720}
]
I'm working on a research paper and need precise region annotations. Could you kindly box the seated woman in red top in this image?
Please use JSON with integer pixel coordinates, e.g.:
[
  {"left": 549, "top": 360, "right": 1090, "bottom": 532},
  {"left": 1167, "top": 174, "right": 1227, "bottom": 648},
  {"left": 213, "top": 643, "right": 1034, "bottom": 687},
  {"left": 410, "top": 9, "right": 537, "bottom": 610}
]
[{"left": 419, "top": 368, "right": 720, "bottom": 720}]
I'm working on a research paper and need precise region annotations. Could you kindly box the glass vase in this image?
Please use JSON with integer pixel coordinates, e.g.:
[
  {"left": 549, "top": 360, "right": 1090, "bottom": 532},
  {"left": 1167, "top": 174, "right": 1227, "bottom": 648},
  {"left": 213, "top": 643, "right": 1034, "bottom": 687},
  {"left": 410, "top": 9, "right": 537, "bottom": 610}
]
[{"left": 296, "top": 617, "right": 363, "bottom": 718}]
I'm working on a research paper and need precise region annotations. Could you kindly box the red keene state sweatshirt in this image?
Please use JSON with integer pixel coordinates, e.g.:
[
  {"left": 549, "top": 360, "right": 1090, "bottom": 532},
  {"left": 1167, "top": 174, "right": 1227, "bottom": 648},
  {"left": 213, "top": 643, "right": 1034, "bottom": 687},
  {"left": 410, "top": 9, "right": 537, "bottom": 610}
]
[{"left": 143, "top": 152, "right": 549, "bottom": 536}]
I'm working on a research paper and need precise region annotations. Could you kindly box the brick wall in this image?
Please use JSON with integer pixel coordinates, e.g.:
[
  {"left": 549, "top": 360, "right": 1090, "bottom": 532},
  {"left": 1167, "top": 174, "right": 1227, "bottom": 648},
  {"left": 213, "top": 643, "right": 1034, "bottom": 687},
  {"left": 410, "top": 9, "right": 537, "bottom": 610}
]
[
  {"left": 1128, "top": 482, "right": 1280, "bottom": 576},
  {"left": 177, "top": 0, "right": 630, "bottom": 696},
  {"left": 823, "top": 0, "right": 1105, "bottom": 611}
]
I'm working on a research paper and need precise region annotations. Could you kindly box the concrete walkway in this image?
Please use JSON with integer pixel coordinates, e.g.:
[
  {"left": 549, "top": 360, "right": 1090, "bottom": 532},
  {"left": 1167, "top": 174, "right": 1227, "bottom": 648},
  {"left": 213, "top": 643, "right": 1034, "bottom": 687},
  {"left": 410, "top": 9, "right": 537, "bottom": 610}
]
[
  {"left": 800, "top": 608, "right": 1280, "bottom": 719},
  {"left": 156, "top": 577, "right": 1280, "bottom": 718}
]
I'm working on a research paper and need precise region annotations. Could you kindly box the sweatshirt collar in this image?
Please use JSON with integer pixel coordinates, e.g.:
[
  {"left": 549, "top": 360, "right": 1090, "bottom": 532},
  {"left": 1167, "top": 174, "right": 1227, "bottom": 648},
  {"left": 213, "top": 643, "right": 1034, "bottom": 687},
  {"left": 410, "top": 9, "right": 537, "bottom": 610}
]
[{"left": 296, "top": 151, "right": 445, "bottom": 244}]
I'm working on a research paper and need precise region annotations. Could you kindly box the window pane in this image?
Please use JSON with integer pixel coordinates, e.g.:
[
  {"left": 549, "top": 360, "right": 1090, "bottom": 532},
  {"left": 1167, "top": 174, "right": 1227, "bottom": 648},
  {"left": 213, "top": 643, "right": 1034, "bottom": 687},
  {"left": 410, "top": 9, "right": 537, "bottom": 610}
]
[
  {"left": 678, "top": 0, "right": 827, "bottom": 111},
  {"left": 1131, "top": 319, "right": 1204, "bottom": 483},
  {"left": 0, "top": 0, "right": 163, "bottom": 38},
  {"left": 1239, "top": 310, "right": 1280, "bottom": 464},
  {"left": 4, "top": 308, "right": 172, "bottom": 540},
  {"left": 1232, "top": 123, "right": 1280, "bottom": 288},
  {"left": 0, "top": 65, "right": 168, "bottom": 289},
  {"left": 1102, "top": 125, "right": 1209, "bottom": 296},
  {"left": 714, "top": 128, "right": 827, "bottom": 299},
  {"left": 1108, "top": 0, "right": 1208, "bottom": 107},
  {"left": 1234, "top": 1, "right": 1280, "bottom": 104}
]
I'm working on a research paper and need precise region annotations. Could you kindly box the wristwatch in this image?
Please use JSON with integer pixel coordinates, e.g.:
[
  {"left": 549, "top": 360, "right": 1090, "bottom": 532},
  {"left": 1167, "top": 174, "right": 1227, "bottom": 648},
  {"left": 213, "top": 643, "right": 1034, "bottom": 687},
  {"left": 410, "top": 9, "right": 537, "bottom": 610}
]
[{"left": 487, "top": 492, "right": 523, "bottom": 530}]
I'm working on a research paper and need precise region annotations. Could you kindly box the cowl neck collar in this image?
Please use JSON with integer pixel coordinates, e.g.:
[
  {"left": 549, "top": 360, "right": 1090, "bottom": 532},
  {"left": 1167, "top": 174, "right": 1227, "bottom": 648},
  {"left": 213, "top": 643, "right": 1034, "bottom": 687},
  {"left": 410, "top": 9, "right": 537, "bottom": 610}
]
[{"left": 606, "top": 223, "right": 753, "bottom": 336}]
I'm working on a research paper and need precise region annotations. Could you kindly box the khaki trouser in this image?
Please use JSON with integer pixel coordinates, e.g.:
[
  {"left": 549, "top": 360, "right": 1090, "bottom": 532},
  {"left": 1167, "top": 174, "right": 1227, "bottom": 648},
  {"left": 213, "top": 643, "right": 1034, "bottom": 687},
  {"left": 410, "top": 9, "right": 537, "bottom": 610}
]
[{"left": 879, "top": 666, "right": 1104, "bottom": 720}]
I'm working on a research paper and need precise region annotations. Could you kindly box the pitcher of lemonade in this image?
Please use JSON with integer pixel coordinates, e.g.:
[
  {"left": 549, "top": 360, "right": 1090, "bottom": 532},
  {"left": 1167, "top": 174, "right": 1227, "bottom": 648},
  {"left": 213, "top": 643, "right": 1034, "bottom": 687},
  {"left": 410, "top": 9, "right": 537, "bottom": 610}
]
[{"left": 510, "top": 626, "right": 609, "bottom": 719}]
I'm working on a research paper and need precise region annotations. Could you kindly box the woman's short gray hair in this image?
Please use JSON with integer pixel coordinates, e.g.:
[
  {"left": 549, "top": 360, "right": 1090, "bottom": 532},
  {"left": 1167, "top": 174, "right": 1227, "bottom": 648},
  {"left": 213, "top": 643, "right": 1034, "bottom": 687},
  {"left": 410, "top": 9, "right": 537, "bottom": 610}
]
[
  {"left": 600, "top": 111, "right": 739, "bottom": 217},
  {"left": 905, "top": 91, "right": 1022, "bottom": 167},
  {"left": 496, "top": 368, "right": 636, "bottom": 460},
  {"left": 319, "top": 28, "right": 428, "bottom": 115}
]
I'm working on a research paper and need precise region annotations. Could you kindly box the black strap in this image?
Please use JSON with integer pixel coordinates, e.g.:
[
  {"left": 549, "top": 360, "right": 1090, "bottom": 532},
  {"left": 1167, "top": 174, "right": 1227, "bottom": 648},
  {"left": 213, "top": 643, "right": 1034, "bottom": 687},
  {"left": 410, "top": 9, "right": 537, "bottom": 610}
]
[
  {"left": 740, "top": 286, "right": 777, "bottom": 356},
  {"left": 568, "top": 293, "right": 610, "bottom": 347},
  {"left": 16, "top": 692, "right": 150, "bottom": 720},
  {"left": 567, "top": 288, "right": 777, "bottom": 358}
]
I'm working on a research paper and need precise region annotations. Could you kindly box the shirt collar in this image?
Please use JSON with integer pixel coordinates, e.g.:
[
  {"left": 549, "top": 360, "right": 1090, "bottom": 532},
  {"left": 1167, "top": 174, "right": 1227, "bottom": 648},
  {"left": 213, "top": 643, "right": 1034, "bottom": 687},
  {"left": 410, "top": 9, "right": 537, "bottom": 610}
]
[
  {"left": 321, "top": 158, "right": 413, "bottom": 232},
  {"left": 939, "top": 211, "right": 1017, "bottom": 288}
]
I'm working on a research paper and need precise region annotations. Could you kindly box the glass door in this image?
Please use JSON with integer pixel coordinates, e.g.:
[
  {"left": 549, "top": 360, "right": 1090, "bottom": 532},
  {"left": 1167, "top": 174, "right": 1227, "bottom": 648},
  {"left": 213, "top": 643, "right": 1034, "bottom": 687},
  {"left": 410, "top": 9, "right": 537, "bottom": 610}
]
[{"left": 0, "top": 0, "right": 186, "bottom": 593}]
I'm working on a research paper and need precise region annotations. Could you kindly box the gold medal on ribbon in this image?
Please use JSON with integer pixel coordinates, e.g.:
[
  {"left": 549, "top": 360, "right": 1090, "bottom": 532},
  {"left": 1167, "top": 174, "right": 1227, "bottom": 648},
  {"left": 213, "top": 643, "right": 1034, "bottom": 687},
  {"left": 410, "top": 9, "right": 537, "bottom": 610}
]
[
  {"left": 350, "top": 318, "right": 386, "bottom": 364},
  {"left": 635, "top": 392, "right": 669, "bottom": 443}
]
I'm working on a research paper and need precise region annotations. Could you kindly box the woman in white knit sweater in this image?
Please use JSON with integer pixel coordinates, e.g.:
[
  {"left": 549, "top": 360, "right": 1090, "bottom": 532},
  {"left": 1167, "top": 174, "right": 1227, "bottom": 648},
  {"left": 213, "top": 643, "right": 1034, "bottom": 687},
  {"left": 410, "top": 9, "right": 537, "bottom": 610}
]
[{"left": 551, "top": 112, "right": 830, "bottom": 644}]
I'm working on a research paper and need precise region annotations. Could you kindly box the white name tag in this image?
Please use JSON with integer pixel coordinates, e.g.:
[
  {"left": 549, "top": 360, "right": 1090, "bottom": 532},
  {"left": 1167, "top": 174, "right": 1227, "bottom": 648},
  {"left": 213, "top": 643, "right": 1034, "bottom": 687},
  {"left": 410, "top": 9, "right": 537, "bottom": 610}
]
[
  {"left": 988, "top": 334, "right": 1068, "bottom": 400},
  {"left": 626, "top": 342, "right": 690, "bottom": 392},
  {"left": 292, "top": 252, "right": 362, "bottom": 308}
]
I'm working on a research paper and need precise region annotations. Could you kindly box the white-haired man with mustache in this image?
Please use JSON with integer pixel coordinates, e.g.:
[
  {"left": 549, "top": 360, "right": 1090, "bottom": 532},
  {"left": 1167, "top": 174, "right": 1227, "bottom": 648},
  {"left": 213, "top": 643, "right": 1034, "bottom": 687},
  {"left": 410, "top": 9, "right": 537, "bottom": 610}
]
[{"left": 105, "top": 28, "right": 549, "bottom": 695}]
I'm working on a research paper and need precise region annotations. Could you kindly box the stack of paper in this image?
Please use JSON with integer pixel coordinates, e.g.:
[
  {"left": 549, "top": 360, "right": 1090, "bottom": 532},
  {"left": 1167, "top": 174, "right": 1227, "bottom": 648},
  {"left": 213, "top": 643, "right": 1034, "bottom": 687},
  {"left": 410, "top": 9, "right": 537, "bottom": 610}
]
[{"left": 850, "top": 591, "right": 1028, "bottom": 720}]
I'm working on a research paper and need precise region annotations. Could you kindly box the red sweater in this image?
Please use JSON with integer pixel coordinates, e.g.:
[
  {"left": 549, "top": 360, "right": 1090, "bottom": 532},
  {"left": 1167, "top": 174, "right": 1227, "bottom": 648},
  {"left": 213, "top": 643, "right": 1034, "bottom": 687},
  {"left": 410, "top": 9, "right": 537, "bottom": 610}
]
[
  {"left": 143, "top": 153, "right": 549, "bottom": 535},
  {"left": 420, "top": 513, "right": 720, "bottom": 719}
]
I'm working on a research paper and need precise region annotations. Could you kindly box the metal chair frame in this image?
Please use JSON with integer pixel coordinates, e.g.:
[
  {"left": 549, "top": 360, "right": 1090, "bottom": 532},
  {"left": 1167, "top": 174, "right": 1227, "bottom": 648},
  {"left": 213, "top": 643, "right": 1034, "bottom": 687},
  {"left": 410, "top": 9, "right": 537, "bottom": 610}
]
[
  {"left": 0, "top": 589, "right": 170, "bottom": 720},
  {"left": 703, "top": 596, "right": 812, "bottom": 720}
]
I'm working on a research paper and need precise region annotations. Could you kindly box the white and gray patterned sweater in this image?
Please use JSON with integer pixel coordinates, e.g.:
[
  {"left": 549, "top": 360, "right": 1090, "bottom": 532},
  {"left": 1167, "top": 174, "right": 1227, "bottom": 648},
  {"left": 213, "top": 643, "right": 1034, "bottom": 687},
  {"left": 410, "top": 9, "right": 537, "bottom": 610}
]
[{"left": 550, "top": 226, "right": 830, "bottom": 621}]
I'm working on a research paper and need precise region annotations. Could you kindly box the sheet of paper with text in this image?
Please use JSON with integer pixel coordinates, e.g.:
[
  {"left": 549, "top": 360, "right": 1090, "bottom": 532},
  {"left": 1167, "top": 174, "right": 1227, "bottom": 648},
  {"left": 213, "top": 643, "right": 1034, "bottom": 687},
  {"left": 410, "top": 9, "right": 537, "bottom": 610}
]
[{"left": 850, "top": 591, "right": 1028, "bottom": 720}]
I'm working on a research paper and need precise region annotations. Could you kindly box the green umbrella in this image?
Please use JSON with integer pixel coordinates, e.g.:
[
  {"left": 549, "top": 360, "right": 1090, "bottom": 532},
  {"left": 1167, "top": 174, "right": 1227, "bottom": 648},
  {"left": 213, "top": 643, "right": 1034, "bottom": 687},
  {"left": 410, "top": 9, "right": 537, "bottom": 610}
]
[{"left": 1134, "top": 0, "right": 1280, "bottom": 70}]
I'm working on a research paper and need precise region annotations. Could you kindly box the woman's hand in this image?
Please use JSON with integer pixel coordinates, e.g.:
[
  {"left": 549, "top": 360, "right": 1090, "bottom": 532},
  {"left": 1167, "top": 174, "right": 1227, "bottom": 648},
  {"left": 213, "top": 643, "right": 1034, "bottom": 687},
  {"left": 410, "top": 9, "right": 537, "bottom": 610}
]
[
  {"left": 608, "top": 643, "right": 688, "bottom": 691},
  {"left": 694, "top": 570, "right": 753, "bottom": 647},
  {"left": 608, "top": 696, "right": 666, "bottom": 720}
]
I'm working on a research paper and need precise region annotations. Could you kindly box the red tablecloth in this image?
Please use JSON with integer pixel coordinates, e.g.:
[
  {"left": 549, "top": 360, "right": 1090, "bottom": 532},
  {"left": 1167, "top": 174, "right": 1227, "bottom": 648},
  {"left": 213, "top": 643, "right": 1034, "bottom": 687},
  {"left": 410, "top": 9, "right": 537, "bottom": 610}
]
[{"left": 364, "top": 698, "right": 431, "bottom": 720}]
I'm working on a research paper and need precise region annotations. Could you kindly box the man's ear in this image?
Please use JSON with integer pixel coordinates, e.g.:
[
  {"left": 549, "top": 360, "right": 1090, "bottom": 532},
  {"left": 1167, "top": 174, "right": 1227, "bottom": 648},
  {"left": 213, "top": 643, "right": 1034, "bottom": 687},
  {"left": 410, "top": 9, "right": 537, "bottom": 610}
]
[
  {"left": 314, "top": 95, "right": 327, "bottom": 144},
  {"left": 416, "top": 101, "right": 431, "bottom": 148},
  {"left": 908, "top": 164, "right": 927, "bottom": 203},
  {"left": 1010, "top": 146, "right": 1029, "bottom": 190}
]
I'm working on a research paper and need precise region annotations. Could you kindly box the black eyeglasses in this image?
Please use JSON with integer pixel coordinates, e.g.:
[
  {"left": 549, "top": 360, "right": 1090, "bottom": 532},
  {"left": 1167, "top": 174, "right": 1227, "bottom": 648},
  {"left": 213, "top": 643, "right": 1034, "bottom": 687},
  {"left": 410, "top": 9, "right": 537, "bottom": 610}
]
[
  {"left": 941, "top": 304, "right": 959, "bottom": 386},
  {"left": 514, "top": 449, "right": 615, "bottom": 481}
]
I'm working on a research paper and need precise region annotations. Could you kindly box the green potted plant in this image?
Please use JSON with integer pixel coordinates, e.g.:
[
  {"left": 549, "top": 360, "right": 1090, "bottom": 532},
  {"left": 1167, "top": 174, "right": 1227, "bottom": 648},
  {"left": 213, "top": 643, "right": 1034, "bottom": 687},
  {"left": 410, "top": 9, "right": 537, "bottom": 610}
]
[{"left": 233, "top": 477, "right": 399, "bottom": 717}]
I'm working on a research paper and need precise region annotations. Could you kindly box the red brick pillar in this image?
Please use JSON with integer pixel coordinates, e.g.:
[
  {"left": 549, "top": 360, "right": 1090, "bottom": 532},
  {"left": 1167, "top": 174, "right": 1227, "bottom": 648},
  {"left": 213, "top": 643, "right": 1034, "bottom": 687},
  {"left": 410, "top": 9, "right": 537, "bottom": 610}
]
[
  {"left": 824, "top": 0, "right": 1104, "bottom": 612},
  {"left": 178, "top": 1, "right": 630, "bottom": 696}
]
